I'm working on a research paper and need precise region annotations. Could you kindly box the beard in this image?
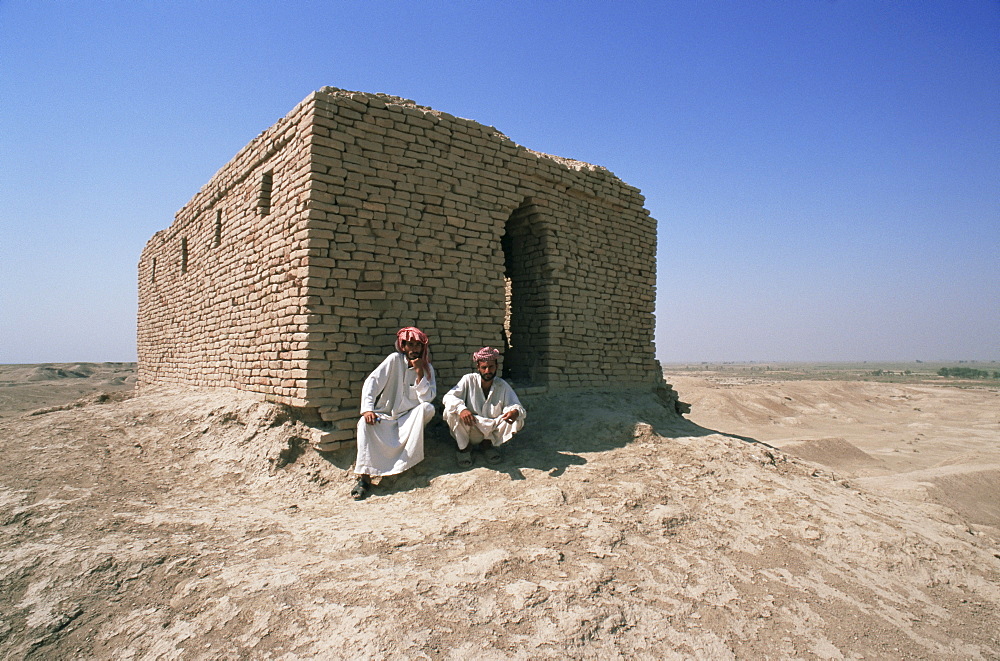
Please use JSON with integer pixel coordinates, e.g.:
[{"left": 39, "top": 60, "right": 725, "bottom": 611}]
[
  {"left": 480, "top": 371, "right": 495, "bottom": 381},
  {"left": 406, "top": 351, "right": 422, "bottom": 360}
]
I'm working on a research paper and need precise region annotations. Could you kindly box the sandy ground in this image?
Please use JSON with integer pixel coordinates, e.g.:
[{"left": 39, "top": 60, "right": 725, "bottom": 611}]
[
  {"left": 0, "top": 363, "right": 998, "bottom": 659},
  {"left": 668, "top": 366, "right": 1000, "bottom": 531}
]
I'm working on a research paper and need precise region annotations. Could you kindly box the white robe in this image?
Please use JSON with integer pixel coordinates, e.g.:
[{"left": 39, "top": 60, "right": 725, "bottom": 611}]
[
  {"left": 355, "top": 352, "right": 436, "bottom": 477},
  {"left": 442, "top": 373, "right": 526, "bottom": 450}
]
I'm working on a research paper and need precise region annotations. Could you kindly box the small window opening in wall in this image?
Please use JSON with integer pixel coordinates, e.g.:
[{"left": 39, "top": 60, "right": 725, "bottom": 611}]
[
  {"left": 151, "top": 257, "right": 157, "bottom": 283},
  {"left": 180, "top": 237, "right": 188, "bottom": 273},
  {"left": 258, "top": 171, "right": 273, "bottom": 216},
  {"left": 213, "top": 209, "right": 222, "bottom": 247}
]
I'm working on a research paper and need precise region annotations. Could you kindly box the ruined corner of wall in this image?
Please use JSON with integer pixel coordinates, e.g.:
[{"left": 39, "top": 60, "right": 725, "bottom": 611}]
[{"left": 654, "top": 380, "right": 690, "bottom": 416}]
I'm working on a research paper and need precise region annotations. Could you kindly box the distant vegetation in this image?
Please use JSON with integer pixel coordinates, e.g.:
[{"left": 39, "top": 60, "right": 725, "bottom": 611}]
[
  {"left": 661, "top": 362, "right": 1000, "bottom": 385},
  {"left": 937, "top": 367, "right": 1000, "bottom": 379}
]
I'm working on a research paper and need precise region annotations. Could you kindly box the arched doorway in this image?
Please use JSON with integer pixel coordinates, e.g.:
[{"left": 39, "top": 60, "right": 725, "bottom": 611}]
[{"left": 501, "top": 198, "right": 547, "bottom": 384}]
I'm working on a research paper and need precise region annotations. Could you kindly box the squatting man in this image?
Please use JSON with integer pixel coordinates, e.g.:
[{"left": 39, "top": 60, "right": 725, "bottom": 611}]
[
  {"left": 351, "top": 327, "right": 436, "bottom": 500},
  {"left": 443, "top": 346, "right": 526, "bottom": 467}
]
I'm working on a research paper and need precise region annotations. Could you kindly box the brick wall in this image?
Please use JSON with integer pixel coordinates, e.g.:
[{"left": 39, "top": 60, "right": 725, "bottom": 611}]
[
  {"left": 137, "top": 96, "right": 316, "bottom": 405},
  {"left": 138, "top": 88, "right": 666, "bottom": 438}
]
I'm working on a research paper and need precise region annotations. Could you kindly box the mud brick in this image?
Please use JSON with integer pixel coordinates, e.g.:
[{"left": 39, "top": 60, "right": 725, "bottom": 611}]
[{"left": 137, "top": 87, "right": 664, "bottom": 423}]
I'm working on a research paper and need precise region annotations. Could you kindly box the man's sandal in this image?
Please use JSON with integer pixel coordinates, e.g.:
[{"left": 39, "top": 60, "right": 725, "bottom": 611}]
[
  {"left": 456, "top": 449, "right": 473, "bottom": 468},
  {"left": 484, "top": 445, "right": 502, "bottom": 465},
  {"left": 350, "top": 478, "right": 370, "bottom": 500}
]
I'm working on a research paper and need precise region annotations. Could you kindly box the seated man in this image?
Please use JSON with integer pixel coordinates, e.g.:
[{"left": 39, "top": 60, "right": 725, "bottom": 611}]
[
  {"left": 352, "top": 327, "right": 436, "bottom": 500},
  {"left": 442, "top": 346, "right": 525, "bottom": 466}
]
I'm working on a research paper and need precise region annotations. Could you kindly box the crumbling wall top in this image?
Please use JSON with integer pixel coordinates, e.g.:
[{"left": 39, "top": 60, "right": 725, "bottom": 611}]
[{"left": 314, "top": 86, "right": 608, "bottom": 175}]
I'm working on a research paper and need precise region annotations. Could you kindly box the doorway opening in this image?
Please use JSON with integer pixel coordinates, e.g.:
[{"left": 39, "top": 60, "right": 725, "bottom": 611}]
[{"left": 501, "top": 199, "right": 546, "bottom": 384}]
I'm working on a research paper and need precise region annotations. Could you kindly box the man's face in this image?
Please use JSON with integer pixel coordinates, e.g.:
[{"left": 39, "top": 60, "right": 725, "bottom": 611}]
[
  {"left": 401, "top": 340, "right": 424, "bottom": 361},
  {"left": 477, "top": 359, "right": 497, "bottom": 382}
]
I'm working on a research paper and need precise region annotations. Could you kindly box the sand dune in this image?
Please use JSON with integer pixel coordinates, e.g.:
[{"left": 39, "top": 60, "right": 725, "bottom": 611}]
[{"left": 0, "top": 365, "right": 997, "bottom": 658}]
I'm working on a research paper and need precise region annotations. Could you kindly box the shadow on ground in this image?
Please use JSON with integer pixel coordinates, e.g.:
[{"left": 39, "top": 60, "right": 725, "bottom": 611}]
[{"left": 315, "top": 389, "right": 775, "bottom": 498}]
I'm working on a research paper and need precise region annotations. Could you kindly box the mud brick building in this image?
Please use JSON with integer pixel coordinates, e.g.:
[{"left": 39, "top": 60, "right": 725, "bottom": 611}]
[{"left": 138, "top": 87, "right": 677, "bottom": 442}]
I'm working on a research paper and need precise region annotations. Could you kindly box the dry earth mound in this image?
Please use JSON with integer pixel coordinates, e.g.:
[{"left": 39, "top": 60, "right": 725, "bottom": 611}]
[
  {"left": 1, "top": 386, "right": 998, "bottom": 659},
  {"left": 672, "top": 372, "right": 1000, "bottom": 550},
  {"left": 0, "top": 363, "right": 136, "bottom": 416},
  {"left": 26, "top": 366, "right": 91, "bottom": 381},
  {"left": 780, "top": 437, "right": 888, "bottom": 475}
]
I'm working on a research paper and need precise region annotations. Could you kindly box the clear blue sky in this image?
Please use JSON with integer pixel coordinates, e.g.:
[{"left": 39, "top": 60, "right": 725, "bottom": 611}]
[{"left": 1, "top": 0, "right": 997, "bottom": 364}]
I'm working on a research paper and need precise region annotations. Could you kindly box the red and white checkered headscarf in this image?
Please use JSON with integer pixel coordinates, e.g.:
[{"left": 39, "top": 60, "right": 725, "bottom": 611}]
[
  {"left": 396, "top": 327, "right": 431, "bottom": 364},
  {"left": 472, "top": 346, "right": 500, "bottom": 364}
]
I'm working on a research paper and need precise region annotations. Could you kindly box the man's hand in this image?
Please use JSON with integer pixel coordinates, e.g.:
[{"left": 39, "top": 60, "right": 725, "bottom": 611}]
[
  {"left": 501, "top": 409, "right": 520, "bottom": 423},
  {"left": 409, "top": 356, "right": 426, "bottom": 382},
  {"left": 362, "top": 411, "right": 378, "bottom": 425},
  {"left": 459, "top": 409, "right": 475, "bottom": 427}
]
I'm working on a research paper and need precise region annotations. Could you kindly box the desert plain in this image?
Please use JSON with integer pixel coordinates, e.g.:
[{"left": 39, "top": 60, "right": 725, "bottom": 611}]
[{"left": 0, "top": 361, "right": 997, "bottom": 659}]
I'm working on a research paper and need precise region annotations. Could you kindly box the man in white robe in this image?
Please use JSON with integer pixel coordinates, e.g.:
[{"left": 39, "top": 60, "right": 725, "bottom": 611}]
[
  {"left": 352, "top": 327, "right": 436, "bottom": 500},
  {"left": 443, "top": 346, "right": 525, "bottom": 466}
]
